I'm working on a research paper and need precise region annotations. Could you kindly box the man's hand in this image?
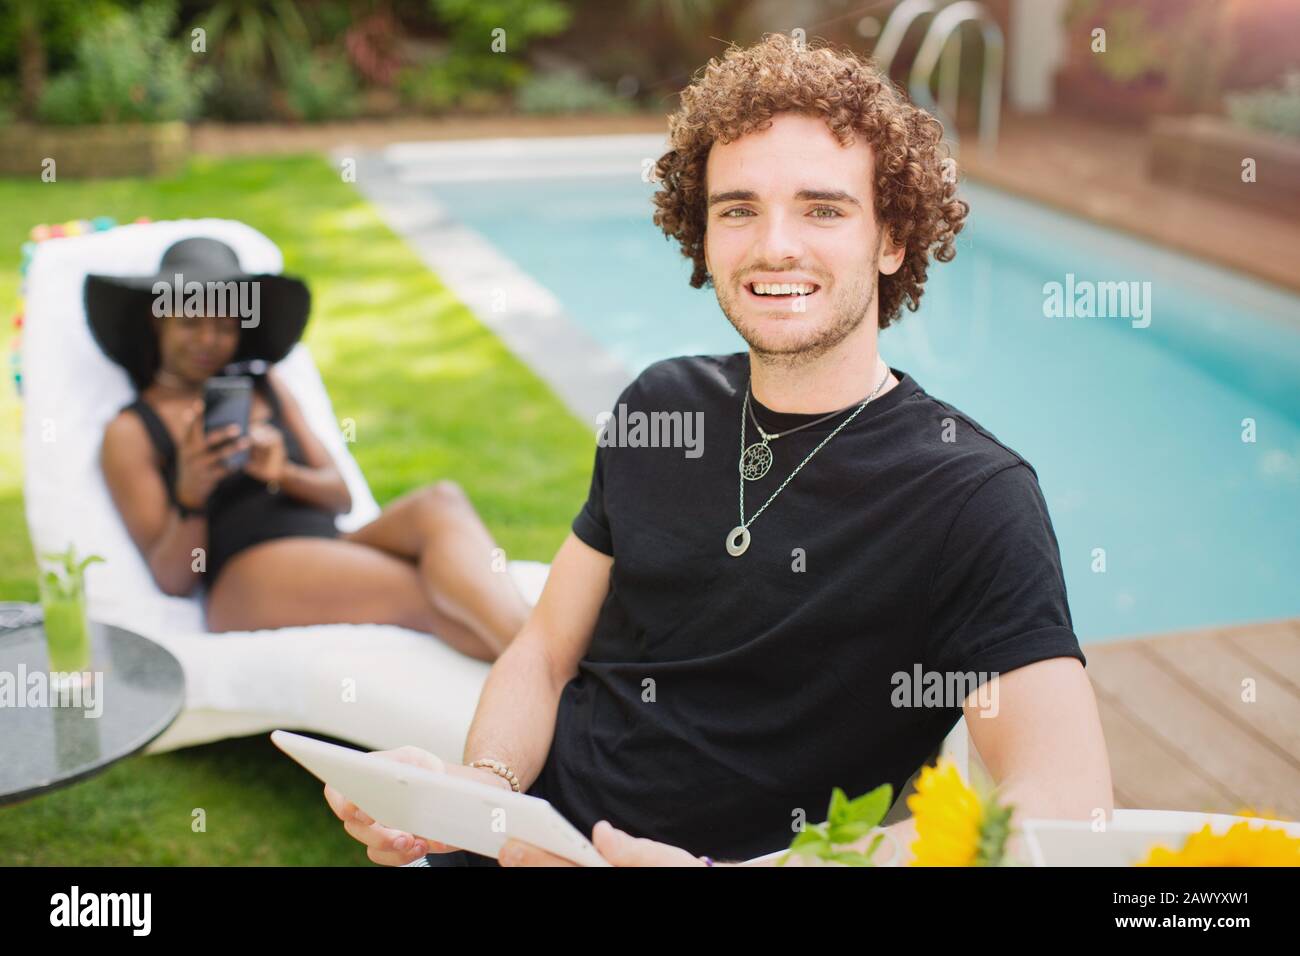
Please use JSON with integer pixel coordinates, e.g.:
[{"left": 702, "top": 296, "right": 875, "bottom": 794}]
[
  {"left": 495, "top": 820, "right": 912, "bottom": 867},
  {"left": 498, "top": 820, "right": 706, "bottom": 867},
  {"left": 322, "top": 745, "right": 513, "bottom": 866}
]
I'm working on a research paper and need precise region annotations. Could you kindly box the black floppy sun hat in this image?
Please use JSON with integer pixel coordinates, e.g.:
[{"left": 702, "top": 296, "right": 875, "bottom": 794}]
[{"left": 84, "top": 236, "right": 311, "bottom": 391}]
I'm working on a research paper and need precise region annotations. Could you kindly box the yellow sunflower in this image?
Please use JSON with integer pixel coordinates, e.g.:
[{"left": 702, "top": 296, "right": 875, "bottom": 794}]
[
  {"left": 1136, "top": 820, "right": 1300, "bottom": 866},
  {"left": 906, "top": 758, "right": 1013, "bottom": 866}
]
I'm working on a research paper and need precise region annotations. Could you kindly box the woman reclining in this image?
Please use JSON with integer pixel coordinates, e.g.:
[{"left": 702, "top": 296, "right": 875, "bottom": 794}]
[{"left": 90, "top": 237, "right": 529, "bottom": 660}]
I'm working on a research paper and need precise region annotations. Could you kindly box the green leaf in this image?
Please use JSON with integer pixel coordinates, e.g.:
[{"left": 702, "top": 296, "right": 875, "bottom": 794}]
[
  {"left": 828, "top": 786, "right": 849, "bottom": 822},
  {"left": 975, "top": 799, "right": 1016, "bottom": 866},
  {"left": 37, "top": 543, "right": 103, "bottom": 597},
  {"left": 844, "top": 783, "right": 893, "bottom": 828},
  {"left": 785, "top": 823, "right": 831, "bottom": 864},
  {"left": 789, "top": 825, "right": 828, "bottom": 850},
  {"left": 807, "top": 782, "right": 895, "bottom": 853},
  {"left": 40, "top": 572, "right": 72, "bottom": 600},
  {"left": 827, "top": 820, "right": 878, "bottom": 844}
]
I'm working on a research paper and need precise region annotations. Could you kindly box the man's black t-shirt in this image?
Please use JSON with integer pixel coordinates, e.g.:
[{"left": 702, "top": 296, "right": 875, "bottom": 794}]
[{"left": 529, "top": 352, "right": 1085, "bottom": 862}]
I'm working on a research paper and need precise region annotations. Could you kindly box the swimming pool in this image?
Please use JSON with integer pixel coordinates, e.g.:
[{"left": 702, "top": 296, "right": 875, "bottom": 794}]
[{"left": 401, "top": 139, "right": 1300, "bottom": 643}]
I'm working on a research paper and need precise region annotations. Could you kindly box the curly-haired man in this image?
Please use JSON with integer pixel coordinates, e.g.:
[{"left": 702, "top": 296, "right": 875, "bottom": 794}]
[{"left": 328, "top": 33, "right": 1113, "bottom": 867}]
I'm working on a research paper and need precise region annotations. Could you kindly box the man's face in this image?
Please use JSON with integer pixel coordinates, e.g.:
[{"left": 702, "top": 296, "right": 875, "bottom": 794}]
[{"left": 703, "top": 112, "right": 900, "bottom": 361}]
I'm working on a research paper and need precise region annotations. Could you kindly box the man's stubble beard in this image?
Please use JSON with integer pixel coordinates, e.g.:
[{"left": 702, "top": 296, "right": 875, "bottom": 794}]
[{"left": 712, "top": 235, "right": 884, "bottom": 371}]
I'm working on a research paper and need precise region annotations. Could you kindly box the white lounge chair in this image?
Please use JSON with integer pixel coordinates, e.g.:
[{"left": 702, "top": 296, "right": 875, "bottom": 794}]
[{"left": 19, "top": 218, "right": 548, "bottom": 757}]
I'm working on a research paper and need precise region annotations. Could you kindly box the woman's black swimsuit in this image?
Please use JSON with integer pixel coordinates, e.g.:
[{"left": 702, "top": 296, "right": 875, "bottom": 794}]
[{"left": 123, "top": 371, "right": 340, "bottom": 586}]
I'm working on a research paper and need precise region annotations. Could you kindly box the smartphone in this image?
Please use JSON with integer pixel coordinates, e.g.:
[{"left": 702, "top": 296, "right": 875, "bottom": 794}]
[{"left": 203, "top": 375, "right": 253, "bottom": 470}]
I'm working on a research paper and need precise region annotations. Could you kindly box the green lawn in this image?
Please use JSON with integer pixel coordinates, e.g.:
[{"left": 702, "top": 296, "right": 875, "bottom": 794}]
[{"left": 0, "top": 154, "right": 594, "bottom": 864}]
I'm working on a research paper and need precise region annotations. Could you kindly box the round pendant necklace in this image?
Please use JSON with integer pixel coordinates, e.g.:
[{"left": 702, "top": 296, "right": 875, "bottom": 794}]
[{"left": 726, "top": 361, "right": 891, "bottom": 557}]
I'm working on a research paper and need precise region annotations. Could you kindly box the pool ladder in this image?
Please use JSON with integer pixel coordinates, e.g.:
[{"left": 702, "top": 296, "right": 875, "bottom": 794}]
[{"left": 873, "top": 0, "right": 1004, "bottom": 150}]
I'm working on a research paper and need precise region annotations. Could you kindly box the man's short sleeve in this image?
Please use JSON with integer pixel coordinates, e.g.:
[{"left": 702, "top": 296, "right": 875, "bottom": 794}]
[
  {"left": 572, "top": 377, "right": 645, "bottom": 557},
  {"left": 571, "top": 439, "right": 613, "bottom": 556},
  {"left": 924, "top": 462, "right": 1086, "bottom": 680}
]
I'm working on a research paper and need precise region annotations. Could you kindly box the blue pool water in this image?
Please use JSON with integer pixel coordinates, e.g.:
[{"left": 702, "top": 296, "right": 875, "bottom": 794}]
[{"left": 427, "top": 174, "right": 1300, "bottom": 643}]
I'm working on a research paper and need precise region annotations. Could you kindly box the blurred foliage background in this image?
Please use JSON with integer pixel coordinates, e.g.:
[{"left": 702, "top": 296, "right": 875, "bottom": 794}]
[
  {"left": 0, "top": 0, "right": 687, "bottom": 124},
  {"left": 0, "top": 0, "right": 1296, "bottom": 130}
]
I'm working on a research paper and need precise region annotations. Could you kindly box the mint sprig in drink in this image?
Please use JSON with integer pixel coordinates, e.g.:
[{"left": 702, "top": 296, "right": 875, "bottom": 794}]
[{"left": 38, "top": 544, "right": 104, "bottom": 678}]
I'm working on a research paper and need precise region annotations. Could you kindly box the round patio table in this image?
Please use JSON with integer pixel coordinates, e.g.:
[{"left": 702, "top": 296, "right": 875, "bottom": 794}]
[{"left": 0, "top": 619, "right": 185, "bottom": 805}]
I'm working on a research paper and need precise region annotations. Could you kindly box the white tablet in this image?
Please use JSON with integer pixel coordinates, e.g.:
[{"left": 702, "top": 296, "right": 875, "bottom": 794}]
[{"left": 271, "top": 730, "right": 610, "bottom": 867}]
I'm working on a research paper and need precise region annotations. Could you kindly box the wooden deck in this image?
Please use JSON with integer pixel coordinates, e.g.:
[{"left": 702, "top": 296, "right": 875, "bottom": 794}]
[
  {"left": 1086, "top": 617, "right": 1300, "bottom": 820},
  {"left": 959, "top": 114, "right": 1300, "bottom": 297}
]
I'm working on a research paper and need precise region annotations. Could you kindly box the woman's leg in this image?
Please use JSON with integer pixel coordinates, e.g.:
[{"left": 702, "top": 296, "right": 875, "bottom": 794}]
[
  {"left": 205, "top": 537, "right": 498, "bottom": 661},
  {"left": 341, "top": 481, "right": 531, "bottom": 656}
]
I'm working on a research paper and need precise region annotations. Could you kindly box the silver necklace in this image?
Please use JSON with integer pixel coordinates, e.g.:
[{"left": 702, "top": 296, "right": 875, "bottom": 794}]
[
  {"left": 741, "top": 386, "right": 873, "bottom": 481},
  {"left": 726, "top": 361, "right": 891, "bottom": 557}
]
